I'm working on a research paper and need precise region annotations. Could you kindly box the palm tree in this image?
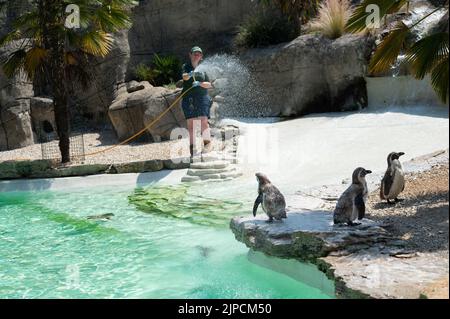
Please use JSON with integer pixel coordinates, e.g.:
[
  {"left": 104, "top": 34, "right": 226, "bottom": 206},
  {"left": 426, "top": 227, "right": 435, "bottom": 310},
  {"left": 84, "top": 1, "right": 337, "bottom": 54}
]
[
  {"left": 346, "top": 0, "right": 449, "bottom": 103},
  {"left": 259, "top": 0, "right": 321, "bottom": 34},
  {"left": 0, "top": 0, "right": 135, "bottom": 163}
]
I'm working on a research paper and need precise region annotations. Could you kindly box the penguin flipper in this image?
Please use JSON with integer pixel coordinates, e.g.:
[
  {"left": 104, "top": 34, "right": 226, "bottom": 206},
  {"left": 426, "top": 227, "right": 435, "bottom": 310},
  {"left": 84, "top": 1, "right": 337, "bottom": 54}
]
[
  {"left": 253, "top": 193, "right": 263, "bottom": 217},
  {"left": 382, "top": 168, "right": 395, "bottom": 197},
  {"left": 355, "top": 193, "right": 365, "bottom": 220}
]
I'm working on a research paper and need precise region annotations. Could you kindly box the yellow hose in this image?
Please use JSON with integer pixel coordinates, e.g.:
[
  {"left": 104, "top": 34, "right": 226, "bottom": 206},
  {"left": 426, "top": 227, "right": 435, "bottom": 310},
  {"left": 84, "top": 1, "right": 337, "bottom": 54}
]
[{"left": 84, "top": 86, "right": 194, "bottom": 157}]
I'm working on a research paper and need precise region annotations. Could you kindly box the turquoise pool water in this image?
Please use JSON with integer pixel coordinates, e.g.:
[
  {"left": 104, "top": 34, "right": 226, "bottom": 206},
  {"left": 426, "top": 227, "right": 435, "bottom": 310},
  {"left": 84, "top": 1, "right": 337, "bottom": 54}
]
[{"left": 0, "top": 180, "right": 334, "bottom": 298}]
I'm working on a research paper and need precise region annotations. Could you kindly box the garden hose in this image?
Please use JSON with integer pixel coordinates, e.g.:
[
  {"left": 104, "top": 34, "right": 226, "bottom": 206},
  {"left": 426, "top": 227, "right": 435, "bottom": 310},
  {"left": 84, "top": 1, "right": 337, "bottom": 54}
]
[{"left": 83, "top": 85, "right": 195, "bottom": 157}]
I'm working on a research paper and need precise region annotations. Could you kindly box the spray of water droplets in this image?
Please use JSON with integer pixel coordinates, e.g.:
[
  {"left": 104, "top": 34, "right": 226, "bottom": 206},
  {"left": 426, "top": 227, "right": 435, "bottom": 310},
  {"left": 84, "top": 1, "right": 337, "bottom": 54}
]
[{"left": 195, "top": 54, "right": 272, "bottom": 118}]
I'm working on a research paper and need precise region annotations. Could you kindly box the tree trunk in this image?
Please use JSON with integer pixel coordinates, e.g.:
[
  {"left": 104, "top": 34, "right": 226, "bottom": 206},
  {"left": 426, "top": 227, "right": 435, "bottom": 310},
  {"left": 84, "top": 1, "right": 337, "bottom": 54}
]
[
  {"left": 40, "top": 0, "right": 70, "bottom": 163},
  {"left": 52, "top": 56, "right": 70, "bottom": 164}
]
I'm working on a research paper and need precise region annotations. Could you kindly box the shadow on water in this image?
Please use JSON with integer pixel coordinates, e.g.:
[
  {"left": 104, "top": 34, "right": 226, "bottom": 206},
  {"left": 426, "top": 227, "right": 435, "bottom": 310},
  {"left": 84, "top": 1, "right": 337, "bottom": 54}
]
[
  {"left": 0, "top": 169, "right": 177, "bottom": 193},
  {"left": 0, "top": 178, "right": 53, "bottom": 193},
  {"left": 247, "top": 250, "right": 336, "bottom": 298}
]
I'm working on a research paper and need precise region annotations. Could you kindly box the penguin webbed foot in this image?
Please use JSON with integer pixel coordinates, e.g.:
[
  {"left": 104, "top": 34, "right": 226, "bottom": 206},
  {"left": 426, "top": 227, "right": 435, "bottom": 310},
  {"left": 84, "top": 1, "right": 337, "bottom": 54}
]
[
  {"left": 386, "top": 199, "right": 396, "bottom": 205},
  {"left": 394, "top": 198, "right": 404, "bottom": 203},
  {"left": 265, "top": 217, "right": 274, "bottom": 223},
  {"left": 347, "top": 221, "right": 361, "bottom": 226}
]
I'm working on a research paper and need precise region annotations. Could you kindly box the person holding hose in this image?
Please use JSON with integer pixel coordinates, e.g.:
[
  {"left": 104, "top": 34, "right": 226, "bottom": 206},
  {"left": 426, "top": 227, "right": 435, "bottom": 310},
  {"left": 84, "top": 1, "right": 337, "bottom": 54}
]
[{"left": 181, "top": 46, "right": 213, "bottom": 159}]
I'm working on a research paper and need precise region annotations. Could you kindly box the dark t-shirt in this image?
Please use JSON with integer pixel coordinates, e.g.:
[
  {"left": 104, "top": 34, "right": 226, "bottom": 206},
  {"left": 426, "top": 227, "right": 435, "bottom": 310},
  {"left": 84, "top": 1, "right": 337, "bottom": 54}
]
[{"left": 181, "top": 62, "right": 209, "bottom": 97}]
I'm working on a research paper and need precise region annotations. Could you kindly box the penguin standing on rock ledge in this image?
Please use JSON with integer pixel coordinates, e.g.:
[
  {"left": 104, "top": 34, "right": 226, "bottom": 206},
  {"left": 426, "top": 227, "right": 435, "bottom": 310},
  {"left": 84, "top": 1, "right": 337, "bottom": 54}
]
[
  {"left": 334, "top": 167, "right": 372, "bottom": 226},
  {"left": 380, "top": 152, "right": 406, "bottom": 204},
  {"left": 253, "top": 173, "right": 287, "bottom": 223}
]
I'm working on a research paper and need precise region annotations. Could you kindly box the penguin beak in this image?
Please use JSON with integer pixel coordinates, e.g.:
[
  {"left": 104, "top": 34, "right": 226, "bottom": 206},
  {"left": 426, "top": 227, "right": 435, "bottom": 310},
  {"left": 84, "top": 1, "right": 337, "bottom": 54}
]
[
  {"left": 365, "top": 170, "right": 372, "bottom": 175},
  {"left": 398, "top": 152, "right": 405, "bottom": 157}
]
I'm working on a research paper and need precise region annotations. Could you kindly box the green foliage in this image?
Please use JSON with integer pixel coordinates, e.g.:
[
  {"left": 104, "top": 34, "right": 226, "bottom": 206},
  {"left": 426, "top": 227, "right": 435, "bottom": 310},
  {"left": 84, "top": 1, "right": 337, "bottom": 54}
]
[
  {"left": 134, "top": 63, "right": 156, "bottom": 83},
  {"left": 151, "top": 53, "right": 182, "bottom": 86},
  {"left": 309, "top": 0, "right": 352, "bottom": 39},
  {"left": 133, "top": 54, "right": 181, "bottom": 86},
  {"left": 234, "top": 10, "right": 298, "bottom": 48},
  {"left": 347, "top": 0, "right": 449, "bottom": 103},
  {"left": 346, "top": 0, "right": 409, "bottom": 33}
]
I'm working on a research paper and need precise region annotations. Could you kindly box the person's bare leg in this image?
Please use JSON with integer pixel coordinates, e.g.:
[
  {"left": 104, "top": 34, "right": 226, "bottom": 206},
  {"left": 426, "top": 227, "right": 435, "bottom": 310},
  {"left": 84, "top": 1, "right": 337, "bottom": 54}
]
[
  {"left": 187, "top": 119, "right": 194, "bottom": 157},
  {"left": 200, "top": 116, "right": 212, "bottom": 152}
]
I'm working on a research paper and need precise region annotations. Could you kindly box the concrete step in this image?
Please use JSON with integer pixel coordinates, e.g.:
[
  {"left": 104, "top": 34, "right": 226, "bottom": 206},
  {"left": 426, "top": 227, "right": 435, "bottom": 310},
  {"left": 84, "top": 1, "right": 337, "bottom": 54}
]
[
  {"left": 190, "top": 160, "right": 229, "bottom": 170},
  {"left": 181, "top": 175, "right": 201, "bottom": 183},
  {"left": 187, "top": 167, "right": 235, "bottom": 177},
  {"left": 220, "top": 170, "right": 243, "bottom": 179},
  {"left": 200, "top": 174, "right": 222, "bottom": 180}
]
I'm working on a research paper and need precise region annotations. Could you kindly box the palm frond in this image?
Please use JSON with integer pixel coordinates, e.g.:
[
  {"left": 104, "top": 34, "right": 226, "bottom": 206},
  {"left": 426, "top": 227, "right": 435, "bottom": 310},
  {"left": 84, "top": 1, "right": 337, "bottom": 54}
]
[
  {"left": 92, "top": 5, "right": 132, "bottom": 32},
  {"left": 430, "top": 56, "right": 449, "bottom": 103},
  {"left": 346, "top": 0, "right": 408, "bottom": 32},
  {"left": 406, "top": 32, "right": 449, "bottom": 79},
  {"left": 0, "top": 30, "right": 23, "bottom": 47},
  {"left": 369, "top": 22, "right": 410, "bottom": 74},
  {"left": 12, "top": 11, "right": 39, "bottom": 30},
  {"left": 80, "top": 30, "right": 113, "bottom": 57},
  {"left": 24, "top": 47, "right": 47, "bottom": 79},
  {"left": 1, "top": 49, "right": 27, "bottom": 78}
]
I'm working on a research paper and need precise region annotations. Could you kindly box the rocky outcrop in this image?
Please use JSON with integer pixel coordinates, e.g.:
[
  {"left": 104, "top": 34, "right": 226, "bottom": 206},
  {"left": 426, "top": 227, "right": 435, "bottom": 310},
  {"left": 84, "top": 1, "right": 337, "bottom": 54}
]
[
  {"left": 70, "top": 30, "right": 131, "bottom": 121},
  {"left": 30, "top": 97, "right": 56, "bottom": 140},
  {"left": 108, "top": 82, "right": 186, "bottom": 142},
  {"left": 127, "top": 0, "right": 255, "bottom": 70},
  {"left": 239, "top": 34, "right": 375, "bottom": 116},
  {"left": 231, "top": 212, "right": 394, "bottom": 261},
  {"left": 230, "top": 150, "right": 450, "bottom": 298},
  {"left": 0, "top": 41, "right": 35, "bottom": 151},
  {"left": 231, "top": 210, "right": 450, "bottom": 299}
]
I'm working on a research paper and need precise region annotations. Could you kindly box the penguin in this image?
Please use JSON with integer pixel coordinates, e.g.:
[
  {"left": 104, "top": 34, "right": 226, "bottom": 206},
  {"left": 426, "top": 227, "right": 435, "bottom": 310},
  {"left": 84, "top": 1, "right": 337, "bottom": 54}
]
[
  {"left": 253, "top": 173, "right": 287, "bottom": 222},
  {"left": 87, "top": 213, "right": 114, "bottom": 221},
  {"left": 334, "top": 167, "right": 372, "bottom": 226},
  {"left": 380, "top": 152, "right": 405, "bottom": 204}
]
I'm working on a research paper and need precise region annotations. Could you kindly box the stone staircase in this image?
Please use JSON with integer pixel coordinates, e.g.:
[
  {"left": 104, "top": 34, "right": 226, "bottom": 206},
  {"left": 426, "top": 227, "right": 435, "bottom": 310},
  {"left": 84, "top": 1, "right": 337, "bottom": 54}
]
[{"left": 181, "top": 125, "right": 242, "bottom": 183}]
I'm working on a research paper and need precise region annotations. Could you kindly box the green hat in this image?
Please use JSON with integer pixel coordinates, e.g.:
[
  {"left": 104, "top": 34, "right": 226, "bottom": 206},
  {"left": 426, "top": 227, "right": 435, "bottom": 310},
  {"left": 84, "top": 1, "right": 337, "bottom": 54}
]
[{"left": 190, "top": 46, "right": 203, "bottom": 54}]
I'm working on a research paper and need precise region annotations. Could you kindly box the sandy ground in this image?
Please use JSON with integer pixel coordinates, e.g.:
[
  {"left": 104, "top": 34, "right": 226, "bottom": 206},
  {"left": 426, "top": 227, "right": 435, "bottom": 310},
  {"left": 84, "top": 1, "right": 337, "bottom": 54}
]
[
  {"left": 0, "top": 128, "right": 189, "bottom": 165},
  {"left": 367, "top": 163, "right": 449, "bottom": 252},
  {"left": 367, "top": 163, "right": 449, "bottom": 299}
]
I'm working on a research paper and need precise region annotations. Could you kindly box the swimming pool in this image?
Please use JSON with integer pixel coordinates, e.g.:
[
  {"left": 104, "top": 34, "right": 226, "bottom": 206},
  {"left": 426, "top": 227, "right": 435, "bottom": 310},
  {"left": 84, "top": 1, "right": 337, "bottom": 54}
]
[{"left": 0, "top": 178, "right": 334, "bottom": 298}]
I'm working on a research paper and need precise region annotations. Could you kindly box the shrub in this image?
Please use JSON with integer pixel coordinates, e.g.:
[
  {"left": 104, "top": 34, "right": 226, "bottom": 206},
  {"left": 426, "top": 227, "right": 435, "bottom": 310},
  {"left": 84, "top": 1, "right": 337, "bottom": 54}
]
[
  {"left": 133, "top": 54, "right": 182, "bottom": 86},
  {"left": 134, "top": 63, "right": 156, "bottom": 83},
  {"left": 309, "top": 0, "right": 352, "bottom": 39},
  {"left": 151, "top": 54, "right": 182, "bottom": 86},
  {"left": 234, "top": 10, "right": 298, "bottom": 48}
]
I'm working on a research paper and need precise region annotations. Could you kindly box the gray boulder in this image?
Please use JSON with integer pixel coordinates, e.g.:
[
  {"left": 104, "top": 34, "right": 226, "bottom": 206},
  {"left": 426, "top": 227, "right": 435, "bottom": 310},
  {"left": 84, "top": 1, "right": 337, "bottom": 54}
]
[
  {"left": 239, "top": 34, "right": 375, "bottom": 116},
  {"left": 108, "top": 86, "right": 186, "bottom": 142},
  {"left": 0, "top": 41, "right": 35, "bottom": 151},
  {"left": 127, "top": 0, "right": 256, "bottom": 69},
  {"left": 70, "top": 30, "right": 131, "bottom": 122},
  {"left": 30, "top": 97, "right": 56, "bottom": 140}
]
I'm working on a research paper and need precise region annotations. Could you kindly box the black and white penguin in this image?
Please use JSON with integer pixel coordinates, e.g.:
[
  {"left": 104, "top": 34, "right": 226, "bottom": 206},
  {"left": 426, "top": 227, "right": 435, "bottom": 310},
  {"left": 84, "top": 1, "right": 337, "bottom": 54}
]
[
  {"left": 380, "top": 152, "right": 405, "bottom": 204},
  {"left": 334, "top": 167, "right": 372, "bottom": 226},
  {"left": 253, "top": 173, "right": 287, "bottom": 222}
]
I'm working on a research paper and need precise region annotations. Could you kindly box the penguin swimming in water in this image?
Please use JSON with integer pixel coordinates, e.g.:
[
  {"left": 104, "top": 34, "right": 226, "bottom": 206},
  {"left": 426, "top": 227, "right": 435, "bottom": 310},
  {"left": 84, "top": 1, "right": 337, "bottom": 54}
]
[
  {"left": 334, "top": 167, "right": 372, "bottom": 226},
  {"left": 253, "top": 173, "right": 287, "bottom": 222},
  {"left": 380, "top": 152, "right": 405, "bottom": 204}
]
